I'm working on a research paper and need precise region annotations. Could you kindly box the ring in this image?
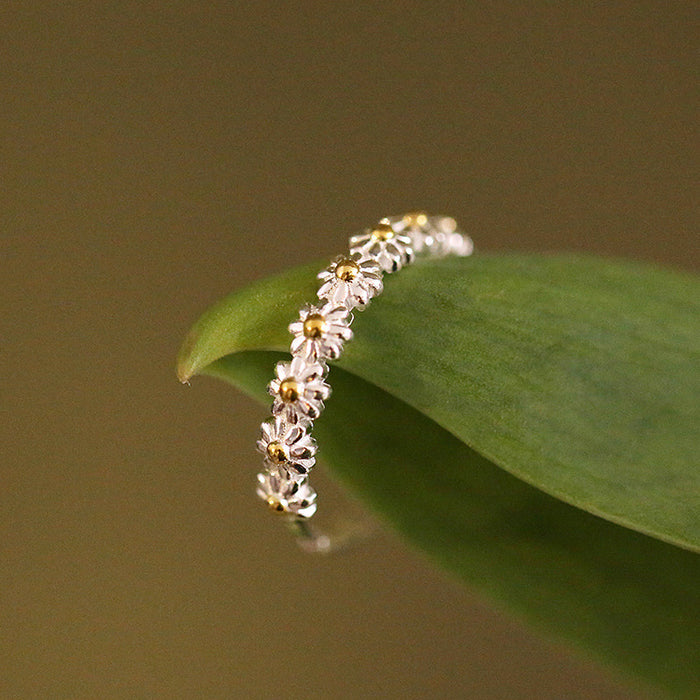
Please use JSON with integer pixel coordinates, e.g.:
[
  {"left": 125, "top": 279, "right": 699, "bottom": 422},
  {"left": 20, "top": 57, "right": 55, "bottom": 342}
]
[{"left": 254, "top": 212, "right": 474, "bottom": 549}]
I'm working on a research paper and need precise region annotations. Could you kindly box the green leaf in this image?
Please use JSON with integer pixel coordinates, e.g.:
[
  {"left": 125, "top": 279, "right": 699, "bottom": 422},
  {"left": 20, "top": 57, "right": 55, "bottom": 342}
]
[
  {"left": 179, "top": 254, "right": 699, "bottom": 550},
  {"left": 178, "top": 254, "right": 700, "bottom": 695}
]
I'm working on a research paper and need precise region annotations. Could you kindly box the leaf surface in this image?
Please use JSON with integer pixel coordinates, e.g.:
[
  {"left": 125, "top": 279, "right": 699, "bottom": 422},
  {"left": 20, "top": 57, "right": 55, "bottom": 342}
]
[
  {"left": 178, "top": 254, "right": 700, "bottom": 694},
  {"left": 178, "top": 255, "right": 699, "bottom": 550}
]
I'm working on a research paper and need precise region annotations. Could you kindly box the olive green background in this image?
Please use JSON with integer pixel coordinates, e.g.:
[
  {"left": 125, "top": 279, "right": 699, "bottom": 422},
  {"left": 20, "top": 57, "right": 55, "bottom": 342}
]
[{"left": 1, "top": 3, "right": 696, "bottom": 698}]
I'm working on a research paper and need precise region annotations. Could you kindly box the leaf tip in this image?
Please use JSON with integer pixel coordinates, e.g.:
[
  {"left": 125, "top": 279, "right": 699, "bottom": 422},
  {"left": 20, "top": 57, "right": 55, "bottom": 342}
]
[
  {"left": 176, "top": 362, "right": 193, "bottom": 384},
  {"left": 176, "top": 329, "right": 200, "bottom": 383}
]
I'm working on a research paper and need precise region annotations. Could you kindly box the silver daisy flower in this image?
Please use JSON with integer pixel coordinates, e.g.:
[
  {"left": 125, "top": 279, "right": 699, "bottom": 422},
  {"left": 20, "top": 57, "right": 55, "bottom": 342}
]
[
  {"left": 288, "top": 302, "right": 353, "bottom": 362},
  {"left": 388, "top": 212, "right": 474, "bottom": 258},
  {"left": 317, "top": 252, "right": 383, "bottom": 310},
  {"left": 268, "top": 356, "right": 331, "bottom": 424},
  {"left": 349, "top": 220, "right": 414, "bottom": 273},
  {"left": 257, "top": 416, "right": 317, "bottom": 478},
  {"left": 256, "top": 471, "right": 318, "bottom": 519}
]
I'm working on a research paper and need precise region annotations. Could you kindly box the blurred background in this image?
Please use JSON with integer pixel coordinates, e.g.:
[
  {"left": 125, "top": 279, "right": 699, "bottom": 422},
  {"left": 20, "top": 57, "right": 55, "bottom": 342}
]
[{"left": 2, "top": 2, "right": 696, "bottom": 698}]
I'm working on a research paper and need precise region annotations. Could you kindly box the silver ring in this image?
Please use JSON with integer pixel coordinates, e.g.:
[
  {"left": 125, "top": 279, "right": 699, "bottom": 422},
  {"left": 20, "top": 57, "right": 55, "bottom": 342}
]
[{"left": 254, "top": 213, "right": 474, "bottom": 550}]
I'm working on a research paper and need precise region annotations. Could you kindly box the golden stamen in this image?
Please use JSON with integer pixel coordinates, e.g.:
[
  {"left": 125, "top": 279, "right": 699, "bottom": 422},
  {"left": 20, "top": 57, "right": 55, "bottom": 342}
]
[
  {"left": 403, "top": 211, "right": 428, "bottom": 228},
  {"left": 278, "top": 378, "right": 301, "bottom": 402},
  {"left": 303, "top": 313, "right": 327, "bottom": 339},
  {"left": 266, "top": 442, "right": 287, "bottom": 464},
  {"left": 370, "top": 222, "right": 396, "bottom": 242},
  {"left": 266, "top": 496, "right": 287, "bottom": 513},
  {"left": 335, "top": 258, "right": 360, "bottom": 281}
]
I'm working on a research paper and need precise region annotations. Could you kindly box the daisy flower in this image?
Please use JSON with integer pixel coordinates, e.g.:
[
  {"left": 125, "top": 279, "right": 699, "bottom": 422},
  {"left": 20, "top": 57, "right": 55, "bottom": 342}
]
[
  {"left": 268, "top": 356, "right": 330, "bottom": 424},
  {"left": 317, "top": 252, "right": 383, "bottom": 310},
  {"left": 349, "top": 220, "right": 414, "bottom": 273},
  {"left": 388, "top": 212, "right": 473, "bottom": 257},
  {"left": 257, "top": 417, "right": 317, "bottom": 478},
  {"left": 288, "top": 302, "right": 353, "bottom": 362},
  {"left": 256, "top": 471, "right": 317, "bottom": 518}
]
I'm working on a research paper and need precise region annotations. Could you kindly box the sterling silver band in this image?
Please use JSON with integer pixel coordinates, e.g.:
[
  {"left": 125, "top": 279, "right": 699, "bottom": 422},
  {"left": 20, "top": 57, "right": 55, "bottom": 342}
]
[{"left": 255, "top": 213, "right": 473, "bottom": 546}]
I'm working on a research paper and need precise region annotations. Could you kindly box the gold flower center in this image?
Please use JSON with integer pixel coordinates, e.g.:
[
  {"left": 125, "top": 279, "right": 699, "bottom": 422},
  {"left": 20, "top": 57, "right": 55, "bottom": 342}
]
[
  {"left": 303, "top": 314, "right": 327, "bottom": 339},
  {"left": 370, "top": 222, "right": 395, "bottom": 242},
  {"left": 266, "top": 496, "right": 287, "bottom": 513},
  {"left": 278, "top": 378, "right": 301, "bottom": 402},
  {"left": 266, "top": 442, "right": 287, "bottom": 464},
  {"left": 403, "top": 211, "right": 428, "bottom": 228},
  {"left": 335, "top": 258, "right": 360, "bottom": 281}
]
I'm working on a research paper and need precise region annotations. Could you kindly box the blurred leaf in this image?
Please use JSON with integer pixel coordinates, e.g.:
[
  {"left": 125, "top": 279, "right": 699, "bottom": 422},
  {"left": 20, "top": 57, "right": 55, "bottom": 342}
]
[{"left": 178, "top": 254, "right": 700, "bottom": 695}]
